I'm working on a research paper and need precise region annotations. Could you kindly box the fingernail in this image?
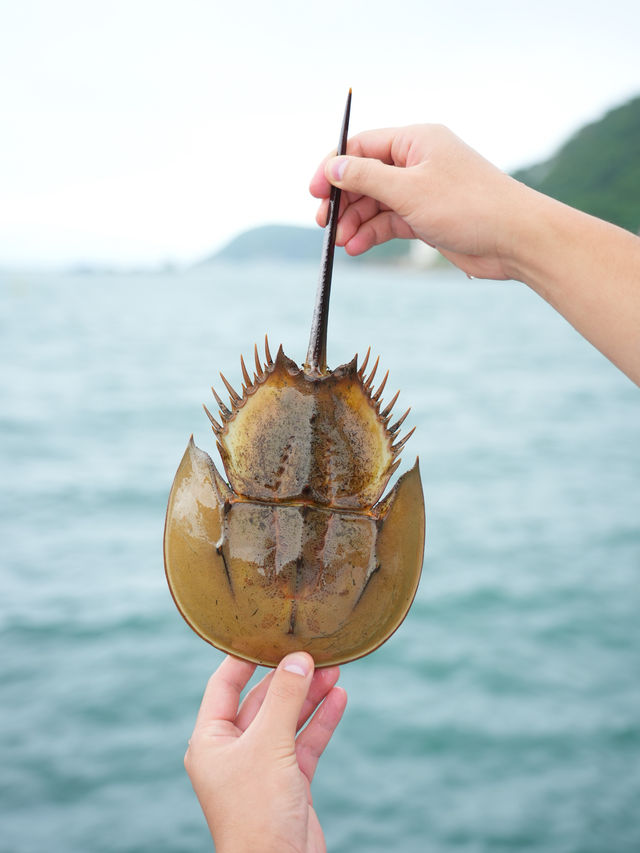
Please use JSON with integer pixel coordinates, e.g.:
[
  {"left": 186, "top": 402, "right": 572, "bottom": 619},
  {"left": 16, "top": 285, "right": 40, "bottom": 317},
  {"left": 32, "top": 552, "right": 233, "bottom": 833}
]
[
  {"left": 282, "top": 653, "right": 311, "bottom": 677},
  {"left": 329, "top": 156, "right": 348, "bottom": 182}
]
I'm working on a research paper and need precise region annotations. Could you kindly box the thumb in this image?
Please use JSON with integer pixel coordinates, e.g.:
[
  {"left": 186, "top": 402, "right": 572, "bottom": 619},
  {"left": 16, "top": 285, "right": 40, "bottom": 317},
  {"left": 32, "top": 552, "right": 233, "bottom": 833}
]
[
  {"left": 252, "top": 652, "right": 314, "bottom": 746},
  {"left": 325, "top": 155, "right": 411, "bottom": 212}
]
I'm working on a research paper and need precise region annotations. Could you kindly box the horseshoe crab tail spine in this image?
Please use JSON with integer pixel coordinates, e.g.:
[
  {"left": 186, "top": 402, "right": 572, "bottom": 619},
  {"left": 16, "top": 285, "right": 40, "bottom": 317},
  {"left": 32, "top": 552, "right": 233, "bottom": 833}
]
[{"left": 305, "top": 88, "right": 352, "bottom": 376}]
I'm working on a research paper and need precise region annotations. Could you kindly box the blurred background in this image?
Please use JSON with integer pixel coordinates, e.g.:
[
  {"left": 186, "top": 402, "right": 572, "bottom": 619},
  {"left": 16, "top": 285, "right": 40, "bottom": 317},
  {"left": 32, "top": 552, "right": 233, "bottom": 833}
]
[{"left": 1, "top": 2, "right": 639, "bottom": 852}]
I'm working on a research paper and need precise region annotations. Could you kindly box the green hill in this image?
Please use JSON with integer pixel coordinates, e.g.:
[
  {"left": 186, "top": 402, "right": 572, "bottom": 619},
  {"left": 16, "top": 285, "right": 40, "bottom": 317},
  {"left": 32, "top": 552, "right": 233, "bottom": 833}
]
[
  {"left": 204, "top": 223, "right": 410, "bottom": 266},
  {"left": 211, "top": 224, "right": 323, "bottom": 262},
  {"left": 512, "top": 95, "right": 640, "bottom": 233}
]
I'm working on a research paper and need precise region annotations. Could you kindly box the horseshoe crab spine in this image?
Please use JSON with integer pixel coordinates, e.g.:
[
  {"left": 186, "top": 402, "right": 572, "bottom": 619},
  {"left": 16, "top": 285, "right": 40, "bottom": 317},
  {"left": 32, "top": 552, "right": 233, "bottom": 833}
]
[{"left": 305, "top": 88, "right": 352, "bottom": 376}]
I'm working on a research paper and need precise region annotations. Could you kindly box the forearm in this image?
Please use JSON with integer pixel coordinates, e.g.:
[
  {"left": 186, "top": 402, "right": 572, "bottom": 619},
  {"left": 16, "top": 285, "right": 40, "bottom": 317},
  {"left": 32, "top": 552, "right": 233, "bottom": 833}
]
[
  {"left": 314, "top": 125, "right": 640, "bottom": 384},
  {"left": 507, "top": 185, "right": 640, "bottom": 385}
]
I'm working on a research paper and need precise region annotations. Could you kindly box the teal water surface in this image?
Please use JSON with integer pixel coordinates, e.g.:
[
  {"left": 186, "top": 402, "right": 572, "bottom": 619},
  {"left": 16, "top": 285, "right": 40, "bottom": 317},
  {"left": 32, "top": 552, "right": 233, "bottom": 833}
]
[{"left": 1, "top": 263, "right": 639, "bottom": 852}]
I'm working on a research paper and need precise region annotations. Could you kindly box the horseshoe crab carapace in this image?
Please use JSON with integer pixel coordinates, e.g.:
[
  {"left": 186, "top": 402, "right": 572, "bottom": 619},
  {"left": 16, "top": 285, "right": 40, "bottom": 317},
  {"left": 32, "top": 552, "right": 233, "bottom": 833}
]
[{"left": 163, "top": 91, "right": 426, "bottom": 667}]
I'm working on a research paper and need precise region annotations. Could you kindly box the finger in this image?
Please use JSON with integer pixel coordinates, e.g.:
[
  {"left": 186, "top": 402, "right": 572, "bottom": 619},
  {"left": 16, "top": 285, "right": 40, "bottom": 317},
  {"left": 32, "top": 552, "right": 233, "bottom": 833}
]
[
  {"left": 344, "top": 210, "right": 415, "bottom": 257},
  {"left": 324, "top": 155, "right": 414, "bottom": 218},
  {"left": 345, "top": 127, "right": 404, "bottom": 164},
  {"left": 335, "top": 194, "right": 384, "bottom": 246},
  {"left": 295, "top": 666, "right": 340, "bottom": 730},
  {"left": 194, "top": 655, "right": 257, "bottom": 728},
  {"left": 251, "top": 652, "right": 314, "bottom": 745},
  {"left": 315, "top": 186, "right": 362, "bottom": 231},
  {"left": 315, "top": 199, "right": 330, "bottom": 228},
  {"left": 296, "top": 686, "right": 348, "bottom": 784},
  {"left": 311, "top": 126, "right": 409, "bottom": 205},
  {"left": 309, "top": 153, "right": 335, "bottom": 199},
  {"left": 234, "top": 669, "right": 275, "bottom": 731},
  {"left": 310, "top": 128, "right": 401, "bottom": 199},
  {"left": 236, "top": 665, "right": 340, "bottom": 733}
]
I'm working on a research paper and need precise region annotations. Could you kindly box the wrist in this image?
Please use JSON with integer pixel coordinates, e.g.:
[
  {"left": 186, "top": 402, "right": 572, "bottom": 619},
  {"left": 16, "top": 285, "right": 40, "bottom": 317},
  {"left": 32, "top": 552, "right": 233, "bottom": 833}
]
[
  {"left": 496, "top": 179, "right": 553, "bottom": 285},
  {"left": 210, "top": 811, "right": 296, "bottom": 853},
  {"left": 216, "top": 836, "right": 291, "bottom": 853},
  {"left": 213, "top": 826, "right": 267, "bottom": 853}
]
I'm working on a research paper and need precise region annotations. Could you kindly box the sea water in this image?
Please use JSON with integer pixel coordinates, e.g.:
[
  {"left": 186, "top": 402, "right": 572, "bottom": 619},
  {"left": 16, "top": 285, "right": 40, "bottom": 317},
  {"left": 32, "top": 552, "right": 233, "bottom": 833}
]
[{"left": 1, "top": 263, "right": 639, "bottom": 852}]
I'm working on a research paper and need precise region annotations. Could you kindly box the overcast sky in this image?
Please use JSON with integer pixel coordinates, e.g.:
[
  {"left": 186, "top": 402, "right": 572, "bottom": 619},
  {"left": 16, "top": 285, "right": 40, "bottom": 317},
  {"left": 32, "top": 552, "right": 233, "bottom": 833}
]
[{"left": 2, "top": 0, "right": 639, "bottom": 268}]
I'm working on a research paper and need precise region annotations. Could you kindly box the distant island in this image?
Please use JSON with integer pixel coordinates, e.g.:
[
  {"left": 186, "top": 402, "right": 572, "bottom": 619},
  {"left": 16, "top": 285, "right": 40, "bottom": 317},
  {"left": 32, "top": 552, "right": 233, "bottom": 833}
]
[
  {"left": 198, "top": 223, "right": 414, "bottom": 267},
  {"left": 200, "top": 93, "right": 639, "bottom": 268}
]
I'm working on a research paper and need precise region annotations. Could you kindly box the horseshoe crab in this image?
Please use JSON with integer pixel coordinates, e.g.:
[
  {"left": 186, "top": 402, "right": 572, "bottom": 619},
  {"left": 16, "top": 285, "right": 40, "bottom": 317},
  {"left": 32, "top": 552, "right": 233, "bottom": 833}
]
[{"left": 164, "top": 92, "right": 425, "bottom": 667}]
